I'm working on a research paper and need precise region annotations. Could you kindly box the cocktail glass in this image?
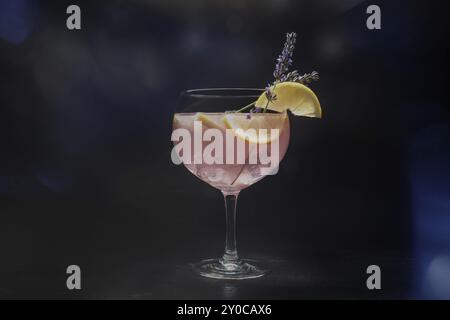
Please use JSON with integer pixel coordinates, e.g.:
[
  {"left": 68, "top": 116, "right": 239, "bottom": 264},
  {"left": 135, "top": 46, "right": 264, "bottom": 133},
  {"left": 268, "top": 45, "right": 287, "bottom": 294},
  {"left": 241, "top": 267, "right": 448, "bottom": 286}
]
[{"left": 172, "top": 88, "right": 290, "bottom": 279}]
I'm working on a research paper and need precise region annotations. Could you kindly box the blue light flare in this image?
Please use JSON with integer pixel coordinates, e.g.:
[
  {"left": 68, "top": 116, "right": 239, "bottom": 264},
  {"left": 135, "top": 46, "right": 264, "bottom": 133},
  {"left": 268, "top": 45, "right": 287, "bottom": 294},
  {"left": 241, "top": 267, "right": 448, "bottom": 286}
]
[
  {"left": 409, "top": 124, "right": 450, "bottom": 299},
  {"left": 0, "top": 0, "right": 37, "bottom": 44}
]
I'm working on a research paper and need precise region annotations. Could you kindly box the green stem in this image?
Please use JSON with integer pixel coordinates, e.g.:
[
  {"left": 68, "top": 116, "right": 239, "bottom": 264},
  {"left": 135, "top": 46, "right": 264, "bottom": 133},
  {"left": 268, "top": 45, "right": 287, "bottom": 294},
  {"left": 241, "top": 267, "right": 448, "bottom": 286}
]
[
  {"left": 262, "top": 100, "right": 270, "bottom": 113},
  {"left": 235, "top": 101, "right": 256, "bottom": 113}
]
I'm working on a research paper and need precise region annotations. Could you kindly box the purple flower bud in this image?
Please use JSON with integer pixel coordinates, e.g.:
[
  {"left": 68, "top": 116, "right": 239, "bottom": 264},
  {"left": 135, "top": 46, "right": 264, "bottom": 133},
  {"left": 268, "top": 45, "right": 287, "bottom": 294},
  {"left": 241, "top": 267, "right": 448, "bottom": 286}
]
[{"left": 273, "top": 32, "right": 297, "bottom": 81}]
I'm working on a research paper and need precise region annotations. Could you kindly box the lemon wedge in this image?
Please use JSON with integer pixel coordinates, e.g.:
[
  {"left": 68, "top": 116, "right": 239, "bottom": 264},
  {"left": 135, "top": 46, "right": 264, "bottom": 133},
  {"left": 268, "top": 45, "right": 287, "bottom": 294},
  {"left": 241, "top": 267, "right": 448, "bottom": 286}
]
[
  {"left": 223, "top": 113, "right": 288, "bottom": 144},
  {"left": 196, "top": 113, "right": 225, "bottom": 130},
  {"left": 254, "top": 81, "right": 322, "bottom": 118}
]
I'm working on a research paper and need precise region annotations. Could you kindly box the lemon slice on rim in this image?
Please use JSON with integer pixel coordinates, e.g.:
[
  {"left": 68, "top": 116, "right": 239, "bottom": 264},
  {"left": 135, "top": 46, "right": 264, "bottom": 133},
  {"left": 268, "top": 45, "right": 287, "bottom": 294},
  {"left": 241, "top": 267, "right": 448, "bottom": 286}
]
[
  {"left": 255, "top": 81, "right": 322, "bottom": 118},
  {"left": 223, "top": 113, "right": 288, "bottom": 144}
]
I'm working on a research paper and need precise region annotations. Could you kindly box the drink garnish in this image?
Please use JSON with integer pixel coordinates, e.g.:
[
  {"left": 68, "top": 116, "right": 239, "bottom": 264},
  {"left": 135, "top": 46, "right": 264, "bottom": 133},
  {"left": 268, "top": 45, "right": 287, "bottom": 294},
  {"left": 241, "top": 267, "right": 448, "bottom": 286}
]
[
  {"left": 255, "top": 82, "right": 321, "bottom": 118},
  {"left": 236, "top": 32, "right": 322, "bottom": 118}
]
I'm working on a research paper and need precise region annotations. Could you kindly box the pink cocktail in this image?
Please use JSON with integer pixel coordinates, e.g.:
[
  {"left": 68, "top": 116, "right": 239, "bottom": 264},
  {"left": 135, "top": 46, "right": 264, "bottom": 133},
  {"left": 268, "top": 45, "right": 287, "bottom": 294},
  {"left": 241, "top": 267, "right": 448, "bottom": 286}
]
[
  {"left": 171, "top": 89, "right": 290, "bottom": 279},
  {"left": 172, "top": 112, "right": 290, "bottom": 192}
]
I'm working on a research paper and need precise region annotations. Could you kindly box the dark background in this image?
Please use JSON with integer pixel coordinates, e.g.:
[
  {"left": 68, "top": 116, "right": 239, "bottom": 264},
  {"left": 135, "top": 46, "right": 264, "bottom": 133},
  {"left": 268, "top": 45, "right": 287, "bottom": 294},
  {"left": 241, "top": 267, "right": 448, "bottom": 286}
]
[{"left": 1, "top": 0, "right": 449, "bottom": 299}]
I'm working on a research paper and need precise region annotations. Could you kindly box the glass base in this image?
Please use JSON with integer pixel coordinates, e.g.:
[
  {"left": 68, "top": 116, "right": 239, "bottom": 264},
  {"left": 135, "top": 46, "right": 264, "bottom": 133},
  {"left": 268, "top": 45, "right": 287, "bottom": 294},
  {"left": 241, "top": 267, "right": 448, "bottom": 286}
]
[{"left": 193, "top": 258, "right": 267, "bottom": 280}]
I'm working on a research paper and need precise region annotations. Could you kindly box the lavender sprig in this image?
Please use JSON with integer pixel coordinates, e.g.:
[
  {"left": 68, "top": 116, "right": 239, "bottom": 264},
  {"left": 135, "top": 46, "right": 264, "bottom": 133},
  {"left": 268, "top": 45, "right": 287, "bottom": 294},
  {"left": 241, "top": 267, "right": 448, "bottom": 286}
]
[
  {"left": 264, "top": 83, "right": 277, "bottom": 102},
  {"left": 273, "top": 32, "right": 297, "bottom": 82},
  {"left": 280, "top": 70, "right": 320, "bottom": 85},
  {"left": 235, "top": 32, "right": 319, "bottom": 116},
  {"left": 263, "top": 32, "right": 296, "bottom": 112}
]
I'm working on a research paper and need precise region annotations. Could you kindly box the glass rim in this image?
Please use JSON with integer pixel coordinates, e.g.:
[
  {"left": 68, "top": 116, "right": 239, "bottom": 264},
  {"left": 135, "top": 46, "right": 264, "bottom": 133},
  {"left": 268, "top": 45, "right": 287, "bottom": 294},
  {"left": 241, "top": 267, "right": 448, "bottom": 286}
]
[
  {"left": 174, "top": 111, "right": 287, "bottom": 115},
  {"left": 180, "top": 88, "right": 264, "bottom": 99}
]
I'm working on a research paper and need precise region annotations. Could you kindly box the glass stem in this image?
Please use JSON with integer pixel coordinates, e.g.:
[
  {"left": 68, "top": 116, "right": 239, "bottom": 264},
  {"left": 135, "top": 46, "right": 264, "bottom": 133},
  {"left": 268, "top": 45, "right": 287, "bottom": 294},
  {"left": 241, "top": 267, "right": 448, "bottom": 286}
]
[{"left": 220, "top": 191, "right": 240, "bottom": 266}]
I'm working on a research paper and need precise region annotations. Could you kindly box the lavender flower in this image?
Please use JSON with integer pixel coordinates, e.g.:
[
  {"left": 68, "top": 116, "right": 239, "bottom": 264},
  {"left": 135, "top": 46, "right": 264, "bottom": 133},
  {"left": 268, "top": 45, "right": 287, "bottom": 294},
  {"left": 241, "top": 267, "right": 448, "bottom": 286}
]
[
  {"left": 246, "top": 106, "right": 262, "bottom": 119},
  {"left": 264, "top": 83, "right": 277, "bottom": 102},
  {"left": 262, "top": 32, "right": 296, "bottom": 112},
  {"left": 273, "top": 32, "right": 297, "bottom": 81},
  {"left": 298, "top": 71, "right": 320, "bottom": 84},
  {"left": 283, "top": 70, "right": 320, "bottom": 85},
  {"left": 236, "top": 32, "right": 320, "bottom": 114},
  {"left": 281, "top": 70, "right": 300, "bottom": 82}
]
